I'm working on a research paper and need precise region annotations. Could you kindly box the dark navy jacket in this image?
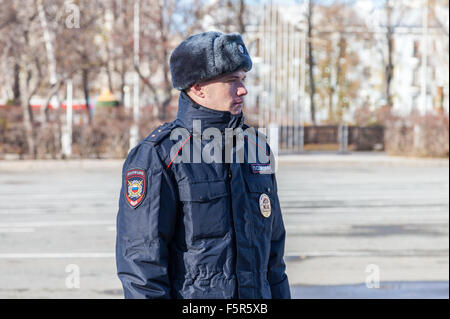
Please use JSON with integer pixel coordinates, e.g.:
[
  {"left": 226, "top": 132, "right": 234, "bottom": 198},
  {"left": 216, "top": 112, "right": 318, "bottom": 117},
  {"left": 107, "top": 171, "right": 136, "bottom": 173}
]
[{"left": 116, "top": 92, "right": 290, "bottom": 299}]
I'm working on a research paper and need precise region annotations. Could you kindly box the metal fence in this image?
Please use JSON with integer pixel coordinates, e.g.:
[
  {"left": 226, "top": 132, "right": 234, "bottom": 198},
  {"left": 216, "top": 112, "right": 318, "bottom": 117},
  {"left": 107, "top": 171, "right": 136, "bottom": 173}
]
[{"left": 265, "top": 124, "right": 384, "bottom": 153}]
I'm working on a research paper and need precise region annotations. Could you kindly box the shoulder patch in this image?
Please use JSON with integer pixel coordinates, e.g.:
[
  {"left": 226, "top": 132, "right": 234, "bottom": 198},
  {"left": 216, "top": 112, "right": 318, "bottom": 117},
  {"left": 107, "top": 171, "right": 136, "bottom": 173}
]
[{"left": 125, "top": 168, "right": 147, "bottom": 208}]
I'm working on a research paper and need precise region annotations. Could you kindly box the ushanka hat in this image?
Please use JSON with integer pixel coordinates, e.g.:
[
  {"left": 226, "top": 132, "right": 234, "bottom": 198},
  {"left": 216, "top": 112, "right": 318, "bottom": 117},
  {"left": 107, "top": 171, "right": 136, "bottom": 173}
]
[{"left": 170, "top": 31, "right": 253, "bottom": 91}]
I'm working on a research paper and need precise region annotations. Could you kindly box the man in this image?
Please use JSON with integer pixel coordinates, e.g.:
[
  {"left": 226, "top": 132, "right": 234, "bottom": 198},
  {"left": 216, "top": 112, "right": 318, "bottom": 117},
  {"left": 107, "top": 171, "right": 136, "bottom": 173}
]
[{"left": 116, "top": 31, "right": 290, "bottom": 299}]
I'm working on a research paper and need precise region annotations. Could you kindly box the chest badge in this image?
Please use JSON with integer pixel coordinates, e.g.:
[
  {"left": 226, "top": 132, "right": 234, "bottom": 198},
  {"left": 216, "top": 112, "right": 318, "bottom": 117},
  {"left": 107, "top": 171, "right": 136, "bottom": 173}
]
[{"left": 259, "top": 193, "right": 271, "bottom": 218}]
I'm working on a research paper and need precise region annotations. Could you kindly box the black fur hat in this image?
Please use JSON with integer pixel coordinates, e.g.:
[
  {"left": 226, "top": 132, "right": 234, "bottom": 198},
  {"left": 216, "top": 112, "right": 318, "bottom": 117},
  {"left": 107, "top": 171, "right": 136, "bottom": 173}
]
[{"left": 170, "top": 31, "right": 253, "bottom": 91}]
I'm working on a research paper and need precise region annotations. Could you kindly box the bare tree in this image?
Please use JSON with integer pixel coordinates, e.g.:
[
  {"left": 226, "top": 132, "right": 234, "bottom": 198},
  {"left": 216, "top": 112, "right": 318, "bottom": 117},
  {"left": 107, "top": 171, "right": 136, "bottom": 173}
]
[
  {"left": 0, "top": 3, "right": 21, "bottom": 105},
  {"left": 64, "top": 0, "right": 105, "bottom": 124},
  {"left": 92, "top": 0, "right": 135, "bottom": 106},
  {"left": 136, "top": 0, "right": 211, "bottom": 120},
  {"left": 0, "top": 1, "right": 46, "bottom": 158},
  {"left": 208, "top": 0, "right": 247, "bottom": 34},
  {"left": 316, "top": 1, "right": 363, "bottom": 123},
  {"left": 370, "top": 0, "right": 408, "bottom": 109}
]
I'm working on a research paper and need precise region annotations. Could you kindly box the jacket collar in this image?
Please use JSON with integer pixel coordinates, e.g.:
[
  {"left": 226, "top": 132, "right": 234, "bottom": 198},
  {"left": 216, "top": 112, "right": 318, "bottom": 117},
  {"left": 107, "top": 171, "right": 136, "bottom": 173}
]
[{"left": 176, "top": 91, "right": 245, "bottom": 133}]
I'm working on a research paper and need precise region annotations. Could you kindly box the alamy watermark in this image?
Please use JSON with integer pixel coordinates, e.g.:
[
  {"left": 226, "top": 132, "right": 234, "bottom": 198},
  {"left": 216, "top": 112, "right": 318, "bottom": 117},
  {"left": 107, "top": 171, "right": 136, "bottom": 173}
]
[
  {"left": 168, "top": 121, "right": 278, "bottom": 172},
  {"left": 65, "top": 1, "right": 80, "bottom": 29},
  {"left": 65, "top": 264, "right": 80, "bottom": 289},
  {"left": 365, "top": 264, "right": 380, "bottom": 289}
]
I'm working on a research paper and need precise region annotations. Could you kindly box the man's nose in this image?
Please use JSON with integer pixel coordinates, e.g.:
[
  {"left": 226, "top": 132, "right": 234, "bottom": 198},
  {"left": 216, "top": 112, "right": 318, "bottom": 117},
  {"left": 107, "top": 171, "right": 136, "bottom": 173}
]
[{"left": 237, "top": 84, "right": 248, "bottom": 97}]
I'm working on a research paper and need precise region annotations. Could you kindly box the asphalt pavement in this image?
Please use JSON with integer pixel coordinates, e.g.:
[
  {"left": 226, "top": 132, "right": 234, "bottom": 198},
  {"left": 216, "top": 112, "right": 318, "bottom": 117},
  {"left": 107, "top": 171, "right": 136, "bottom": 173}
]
[{"left": 0, "top": 153, "right": 448, "bottom": 298}]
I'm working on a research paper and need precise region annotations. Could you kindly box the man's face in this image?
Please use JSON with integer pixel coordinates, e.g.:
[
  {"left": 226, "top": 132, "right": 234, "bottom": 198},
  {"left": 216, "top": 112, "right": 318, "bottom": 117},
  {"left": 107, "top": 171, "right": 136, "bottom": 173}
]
[{"left": 188, "top": 70, "right": 248, "bottom": 115}]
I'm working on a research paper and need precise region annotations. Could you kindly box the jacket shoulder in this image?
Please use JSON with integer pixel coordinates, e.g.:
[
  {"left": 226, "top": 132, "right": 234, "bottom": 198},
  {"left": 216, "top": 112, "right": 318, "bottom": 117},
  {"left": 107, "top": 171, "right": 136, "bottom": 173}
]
[
  {"left": 124, "top": 122, "right": 176, "bottom": 170},
  {"left": 141, "top": 121, "right": 184, "bottom": 167},
  {"left": 143, "top": 121, "right": 177, "bottom": 146}
]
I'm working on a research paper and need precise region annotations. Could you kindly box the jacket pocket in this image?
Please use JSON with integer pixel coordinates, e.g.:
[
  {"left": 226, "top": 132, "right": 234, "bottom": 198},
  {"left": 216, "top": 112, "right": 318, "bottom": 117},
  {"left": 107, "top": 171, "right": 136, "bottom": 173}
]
[
  {"left": 178, "top": 180, "right": 231, "bottom": 241},
  {"left": 243, "top": 175, "right": 274, "bottom": 237},
  {"left": 245, "top": 174, "right": 274, "bottom": 194}
]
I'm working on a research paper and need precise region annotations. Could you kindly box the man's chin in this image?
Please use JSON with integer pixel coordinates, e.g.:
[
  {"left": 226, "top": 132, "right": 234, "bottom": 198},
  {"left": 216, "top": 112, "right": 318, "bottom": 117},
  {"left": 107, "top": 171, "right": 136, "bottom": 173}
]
[{"left": 230, "top": 105, "right": 243, "bottom": 115}]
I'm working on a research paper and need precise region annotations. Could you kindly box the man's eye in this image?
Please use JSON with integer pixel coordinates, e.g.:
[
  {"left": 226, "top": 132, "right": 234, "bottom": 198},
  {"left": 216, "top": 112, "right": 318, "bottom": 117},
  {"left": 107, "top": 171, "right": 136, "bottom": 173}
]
[{"left": 227, "top": 78, "right": 244, "bottom": 84}]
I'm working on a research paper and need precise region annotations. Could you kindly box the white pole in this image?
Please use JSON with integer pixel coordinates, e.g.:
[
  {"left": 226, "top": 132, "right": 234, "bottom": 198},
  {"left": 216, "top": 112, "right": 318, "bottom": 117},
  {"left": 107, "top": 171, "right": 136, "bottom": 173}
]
[
  {"left": 260, "top": 1, "right": 267, "bottom": 130},
  {"left": 270, "top": 2, "right": 276, "bottom": 126},
  {"left": 62, "top": 80, "right": 73, "bottom": 157},
  {"left": 130, "top": 0, "right": 140, "bottom": 150},
  {"left": 293, "top": 27, "right": 299, "bottom": 151},
  {"left": 300, "top": 29, "right": 307, "bottom": 152},
  {"left": 38, "top": 0, "right": 59, "bottom": 117},
  {"left": 266, "top": 1, "right": 272, "bottom": 126},
  {"left": 298, "top": 30, "right": 303, "bottom": 152},
  {"left": 280, "top": 21, "right": 284, "bottom": 152},
  {"left": 289, "top": 23, "right": 294, "bottom": 152},
  {"left": 282, "top": 22, "right": 288, "bottom": 152},
  {"left": 124, "top": 85, "right": 131, "bottom": 109},
  {"left": 37, "top": 0, "right": 56, "bottom": 86},
  {"left": 420, "top": 0, "right": 429, "bottom": 115},
  {"left": 276, "top": 8, "right": 282, "bottom": 127}
]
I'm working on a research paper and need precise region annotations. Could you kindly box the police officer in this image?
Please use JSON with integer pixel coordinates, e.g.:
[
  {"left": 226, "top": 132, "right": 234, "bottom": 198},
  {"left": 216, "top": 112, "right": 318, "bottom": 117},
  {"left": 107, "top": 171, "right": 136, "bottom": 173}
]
[{"left": 116, "top": 31, "right": 291, "bottom": 299}]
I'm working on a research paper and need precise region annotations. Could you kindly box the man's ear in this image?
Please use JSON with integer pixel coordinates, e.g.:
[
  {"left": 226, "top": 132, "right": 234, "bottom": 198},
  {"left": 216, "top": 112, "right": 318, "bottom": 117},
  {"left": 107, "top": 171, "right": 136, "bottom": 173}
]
[{"left": 189, "top": 83, "right": 205, "bottom": 98}]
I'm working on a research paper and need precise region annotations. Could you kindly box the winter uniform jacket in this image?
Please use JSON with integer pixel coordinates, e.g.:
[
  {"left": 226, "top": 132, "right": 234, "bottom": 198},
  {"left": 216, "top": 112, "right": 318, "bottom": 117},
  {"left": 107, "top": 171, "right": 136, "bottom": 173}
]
[{"left": 116, "top": 91, "right": 290, "bottom": 299}]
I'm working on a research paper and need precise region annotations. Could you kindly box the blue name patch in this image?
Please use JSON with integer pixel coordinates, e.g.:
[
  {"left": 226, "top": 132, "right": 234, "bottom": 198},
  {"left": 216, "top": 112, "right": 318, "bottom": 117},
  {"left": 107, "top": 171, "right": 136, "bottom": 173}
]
[{"left": 250, "top": 164, "right": 273, "bottom": 174}]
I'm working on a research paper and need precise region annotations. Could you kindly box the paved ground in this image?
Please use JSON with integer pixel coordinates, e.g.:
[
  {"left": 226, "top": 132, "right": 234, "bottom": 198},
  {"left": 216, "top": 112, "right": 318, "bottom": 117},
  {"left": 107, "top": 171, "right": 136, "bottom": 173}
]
[
  {"left": 0, "top": 153, "right": 448, "bottom": 299},
  {"left": 290, "top": 281, "right": 449, "bottom": 299}
]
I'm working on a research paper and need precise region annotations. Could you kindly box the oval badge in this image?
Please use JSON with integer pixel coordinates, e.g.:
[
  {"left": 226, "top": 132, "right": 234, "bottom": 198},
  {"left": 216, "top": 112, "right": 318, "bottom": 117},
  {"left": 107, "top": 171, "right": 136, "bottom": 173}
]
[
  {"left": 259, "top": 193, "right": 271, "bottom": 218},
  {"left": 125, "top": 168, "right": 147, "bottom": 208}
]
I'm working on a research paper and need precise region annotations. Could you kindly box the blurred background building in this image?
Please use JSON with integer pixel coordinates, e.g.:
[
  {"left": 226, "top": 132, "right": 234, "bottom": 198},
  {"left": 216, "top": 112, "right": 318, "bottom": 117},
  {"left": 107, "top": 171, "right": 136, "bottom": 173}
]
[{"left": 0, "top": 0, "right": 448, "bottom": 158}]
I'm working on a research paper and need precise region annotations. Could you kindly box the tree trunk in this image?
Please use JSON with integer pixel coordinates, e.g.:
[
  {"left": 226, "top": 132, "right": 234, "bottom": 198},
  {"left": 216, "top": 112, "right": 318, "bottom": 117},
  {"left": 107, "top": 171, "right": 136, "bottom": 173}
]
[
  {"left": 307, "top": 0, "right": 317, "bottom": 124},
  {"left": 42, "top": 82, "right": 62, "bottom": 123},
  {"left": 106, "top": 66, "right": 113, "bottom": 93},
  {"left": 120, "top": 70, "right": 126, "bottom": 107},
  {"left": 13, "top": 63, "right": 21, "bottom": 105},
  {"left": 238, "top": 0, "right": 246, "bottom": 35},
  {"left": 335, "top": 36, "right": 346, "bottom": 122},
  {"left": 160, "top": 98, "right": 171, "bottom": 121},
  {"left": 328, "top": 87, "right": 334, "bottom": 122},
  {"left": 385, "top": 0, "right": 394, "bottom": 107},
  {"left": 21, "top": 101, "right": 36, "bottom": 159},
  {"left": 82, "top": 68, "right": 92, "bottom": 124},
  {"left": 386, "top": 29, "right": 394, "bottom": 107},
  {"left": 19, "top": 69, "right": 36, "bottom": 159},
  {"left": 159, "top": 5, "right": 172, "bottom": 121}
]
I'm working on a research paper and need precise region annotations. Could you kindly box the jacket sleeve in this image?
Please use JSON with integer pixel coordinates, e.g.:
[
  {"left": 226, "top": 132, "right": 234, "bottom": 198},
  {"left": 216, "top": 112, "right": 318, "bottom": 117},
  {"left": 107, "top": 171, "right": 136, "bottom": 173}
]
[
  {"left": 268, "top": 174, "right": 291, "bottom": 299},
  {"left": 115, "top": 142, "right": 178, "bottom": 299}
]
